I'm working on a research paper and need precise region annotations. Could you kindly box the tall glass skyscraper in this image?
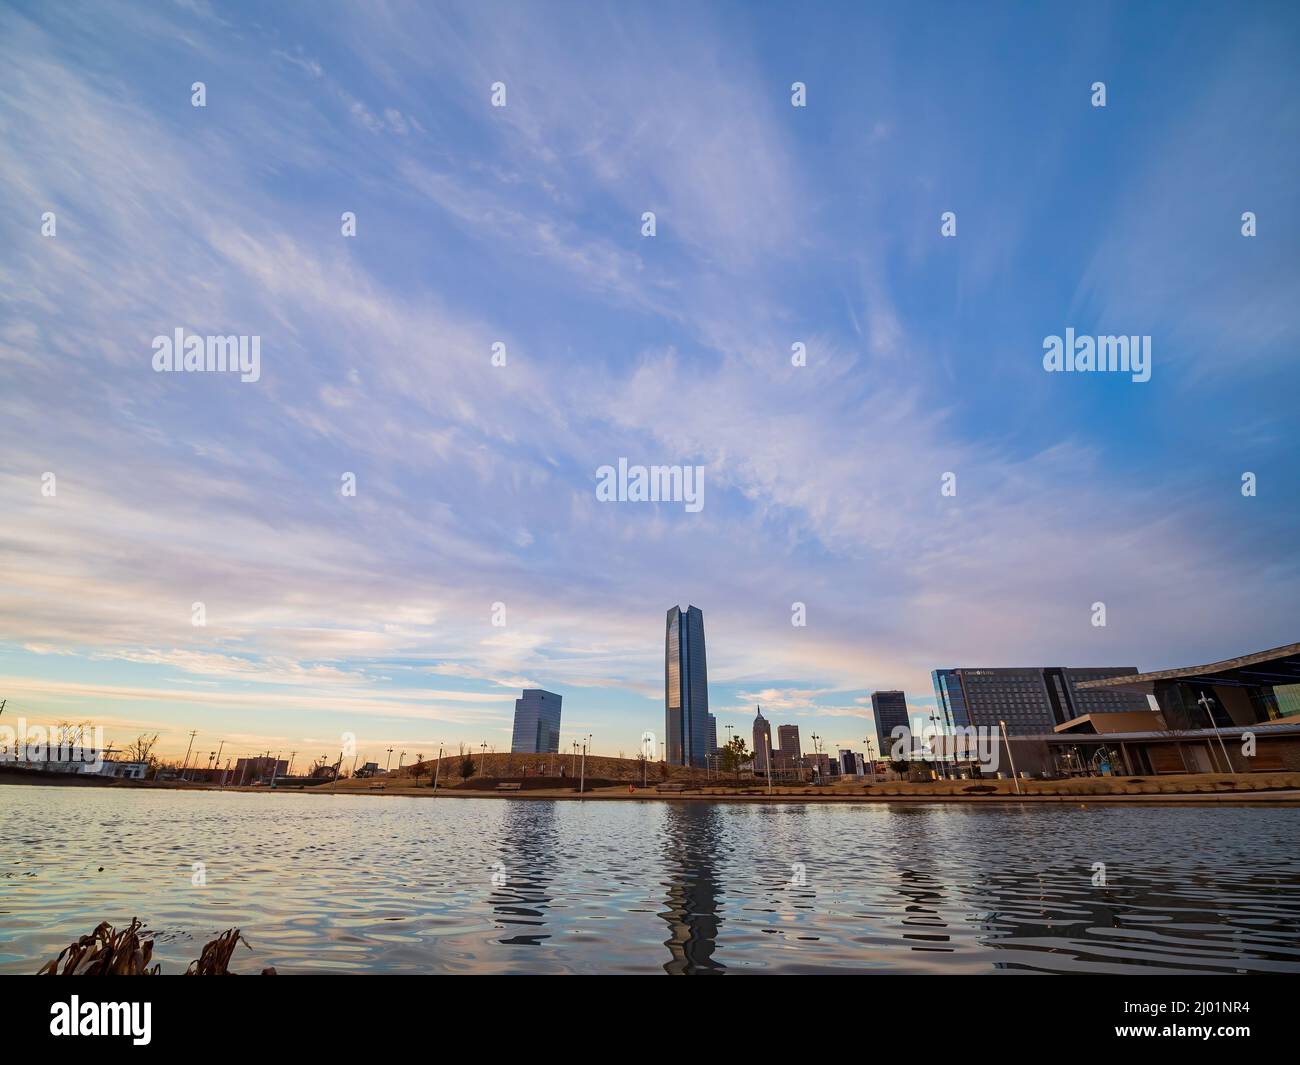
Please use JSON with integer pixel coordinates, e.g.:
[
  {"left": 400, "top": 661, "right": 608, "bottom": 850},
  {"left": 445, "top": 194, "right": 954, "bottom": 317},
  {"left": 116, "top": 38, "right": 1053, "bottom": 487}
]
[
  {"left": 510, "top": 689, "right": 563, "bottom": 753},
  {"left": 666, "top": 605, "right": 710, "bottom": 767}
]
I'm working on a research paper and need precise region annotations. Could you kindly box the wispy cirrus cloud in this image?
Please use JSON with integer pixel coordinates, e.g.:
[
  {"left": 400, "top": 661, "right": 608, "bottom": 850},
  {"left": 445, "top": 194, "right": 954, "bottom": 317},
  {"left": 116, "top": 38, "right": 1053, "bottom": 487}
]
[{"left": 1, "top": 0, "right": 1296, "bottom": 762}]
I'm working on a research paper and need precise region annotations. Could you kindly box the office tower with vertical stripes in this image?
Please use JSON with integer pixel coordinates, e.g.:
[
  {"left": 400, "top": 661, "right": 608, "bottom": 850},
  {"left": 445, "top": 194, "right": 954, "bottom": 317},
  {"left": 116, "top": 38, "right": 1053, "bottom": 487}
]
[
  {"left": 871, "top": 690, "right": 911, "bottom": 756},
  {"left": 666, "top": 605, "right": 710, "bottom": 767},
  {"left": 510, "top": 689, "right": 563, "bottom": 754}
]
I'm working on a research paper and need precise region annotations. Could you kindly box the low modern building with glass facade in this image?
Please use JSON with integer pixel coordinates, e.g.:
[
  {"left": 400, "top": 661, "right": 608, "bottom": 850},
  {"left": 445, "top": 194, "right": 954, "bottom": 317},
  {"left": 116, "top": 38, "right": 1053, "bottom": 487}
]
[
  {"left": 1076, "top": 642, "right": 1300, "bottom": 730},
  {"left": 510, "top": 689, "right": 563, "bottom": 754},
  {"left": 666, "top": 605, "right": 711, "bottom": 767},
  {"left": 1060, "top": 641, "right": 1300, "bottom": 774}
]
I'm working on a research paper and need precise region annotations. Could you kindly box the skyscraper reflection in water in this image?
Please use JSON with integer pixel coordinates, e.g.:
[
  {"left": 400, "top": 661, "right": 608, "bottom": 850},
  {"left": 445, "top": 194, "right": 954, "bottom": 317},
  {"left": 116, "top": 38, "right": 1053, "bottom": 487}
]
[{"left": 658, "top": 802, "right": 725, "bottom": 973}]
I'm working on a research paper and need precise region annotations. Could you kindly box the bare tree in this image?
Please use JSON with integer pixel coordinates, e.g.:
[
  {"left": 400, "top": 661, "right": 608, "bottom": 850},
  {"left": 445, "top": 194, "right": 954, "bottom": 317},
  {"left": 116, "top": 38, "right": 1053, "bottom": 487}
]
[{"left": 125, "top": 733, "right": 159, "bottom": 766}]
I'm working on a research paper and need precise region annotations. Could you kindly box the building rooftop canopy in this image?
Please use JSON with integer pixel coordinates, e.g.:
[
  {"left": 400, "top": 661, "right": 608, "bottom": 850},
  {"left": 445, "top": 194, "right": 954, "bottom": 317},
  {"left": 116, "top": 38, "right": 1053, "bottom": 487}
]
[{"left": 1075, "top": 642, "right": 1300, "bottom": 693}]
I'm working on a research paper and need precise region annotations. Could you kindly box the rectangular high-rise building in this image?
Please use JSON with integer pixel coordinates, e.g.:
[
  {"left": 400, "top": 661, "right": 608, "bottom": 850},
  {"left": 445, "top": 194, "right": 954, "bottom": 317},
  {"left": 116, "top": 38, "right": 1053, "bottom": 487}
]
[
  {"left": 931, "top": 667, "right": 1146, "bottom": 736},
  {"left": 666, "top": 605, "right": 710, "bottom": 767},
  {"left": 511, "top": 689, "right": 563, "bottom": 753},
  {"left": 870, "top": 690, "right": 910, "bottom": 756},
  {"left": 708, "top": 713, "right": 718, "bottom": 755},
  {"left": 777, "top": 724, "right": 801, "bottom": 760}
]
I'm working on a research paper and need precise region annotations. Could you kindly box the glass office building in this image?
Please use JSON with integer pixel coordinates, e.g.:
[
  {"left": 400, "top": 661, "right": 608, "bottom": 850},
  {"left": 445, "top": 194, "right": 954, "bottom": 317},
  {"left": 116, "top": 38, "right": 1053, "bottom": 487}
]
[
  {"left": 931, "top": 667, "right": 1145, "bottom": 736},
  {"left": 510, "top": 689, "right": 563, "bottom": 754},
  {"left": 870, "top": 690, "right": 912, "bottom": 754},
  {"left": 666, "top": 605, "right": 711, "bottom": 767}
]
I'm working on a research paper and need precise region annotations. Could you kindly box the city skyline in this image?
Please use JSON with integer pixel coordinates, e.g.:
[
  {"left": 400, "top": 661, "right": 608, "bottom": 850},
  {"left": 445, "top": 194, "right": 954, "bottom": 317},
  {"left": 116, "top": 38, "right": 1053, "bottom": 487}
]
[{"left": 1, "top": 1, "right": 1297, "bottom": 764}]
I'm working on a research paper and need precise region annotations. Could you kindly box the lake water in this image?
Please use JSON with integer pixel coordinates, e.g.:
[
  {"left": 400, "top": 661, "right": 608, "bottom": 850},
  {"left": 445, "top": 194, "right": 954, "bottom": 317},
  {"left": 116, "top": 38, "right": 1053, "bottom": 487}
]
[{"left": 2, "top": 785, "right": 1298, "bottom": 974}]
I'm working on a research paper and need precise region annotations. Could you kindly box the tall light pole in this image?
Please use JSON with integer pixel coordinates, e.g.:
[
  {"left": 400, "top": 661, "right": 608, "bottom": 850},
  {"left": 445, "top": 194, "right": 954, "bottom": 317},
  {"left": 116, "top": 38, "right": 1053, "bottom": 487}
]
[
  {"left": 1197, "top": 690, "right": 1234, "bottom": 773},
  {"left": 999, "top": 719, "right": 1021, "bottom": 795},
  {"left": 579, "top": 740, "right": 587, "bottom": 796},
  {"left": 385, "top": 747, "right": 394, "bottom": 774},
  {"left": 864, "top": 737, "right": 876, "bottom": 783},
  {"left": 764, "top": 733, "right": 773, "bottom": 795},
  {"left": 929, "top": 713, "right": 946, "bottom": 780},
  {"left": 479, "top": 742, "right": 487, "bottom": 778},
  {"left": 433, "top": 743, "right": 444, "bottom": 794}
]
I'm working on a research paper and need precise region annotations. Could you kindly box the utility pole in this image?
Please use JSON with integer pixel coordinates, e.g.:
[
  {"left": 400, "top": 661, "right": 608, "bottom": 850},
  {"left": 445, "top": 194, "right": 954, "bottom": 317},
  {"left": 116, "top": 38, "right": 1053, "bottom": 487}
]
[
  {"left": 180, "top": 730, "right": 197, "bottom": 783},
  {"left": 215, "top": 740, "right": 224, "bottom": 777},
  {"left": 433, "top": 743, "right": 444, "bottom": 794},
  {"left": 287, "top": 751, "right": 296, "bottom": 777}
]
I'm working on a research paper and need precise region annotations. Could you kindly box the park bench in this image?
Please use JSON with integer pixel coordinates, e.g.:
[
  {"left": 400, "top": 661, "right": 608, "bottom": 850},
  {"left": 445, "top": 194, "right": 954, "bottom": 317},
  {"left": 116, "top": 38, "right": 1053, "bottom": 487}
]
[
  {"left": 655, "top": 783, "right": 689, "bottom": 793},
  {"left": 368, "top": 782, "right": 385, "bottom": 790},
  {"left": 495, "top": 782, "right": 522, "bottom": 791}
]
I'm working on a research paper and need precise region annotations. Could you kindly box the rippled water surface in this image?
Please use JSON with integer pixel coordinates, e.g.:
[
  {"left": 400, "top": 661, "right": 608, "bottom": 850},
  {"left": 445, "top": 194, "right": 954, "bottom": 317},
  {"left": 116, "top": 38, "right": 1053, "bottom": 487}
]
[{"left": 2, "top": 785, "right": 1298, "bottom": 974}]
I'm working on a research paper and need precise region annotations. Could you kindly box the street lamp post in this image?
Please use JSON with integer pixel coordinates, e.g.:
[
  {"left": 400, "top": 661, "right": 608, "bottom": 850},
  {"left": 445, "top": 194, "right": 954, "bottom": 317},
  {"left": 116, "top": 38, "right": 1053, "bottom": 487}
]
[
  {"left": 1197, "top": 690, "right": 1234, "bottom": 773},
  {"left": 432, "top": 743, "right": 444, "bottom": 793}
]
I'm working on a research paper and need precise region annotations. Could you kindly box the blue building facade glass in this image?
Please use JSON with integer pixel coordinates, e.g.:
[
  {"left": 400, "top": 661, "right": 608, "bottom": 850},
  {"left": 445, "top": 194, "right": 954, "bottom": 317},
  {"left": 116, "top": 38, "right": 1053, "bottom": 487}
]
[
  {"left": 510, "top": 689, "right": 563, "bottom": 754},
  {"left": 666, "top": 605, "right": 710, "bottom": 767}
]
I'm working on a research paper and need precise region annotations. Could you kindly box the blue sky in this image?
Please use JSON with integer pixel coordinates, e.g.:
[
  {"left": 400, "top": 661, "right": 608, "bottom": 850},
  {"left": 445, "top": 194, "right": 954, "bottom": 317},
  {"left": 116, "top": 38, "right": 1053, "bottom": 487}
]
[{"left": 1, "top": 0, "right": 1297, "bottom": 765}]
